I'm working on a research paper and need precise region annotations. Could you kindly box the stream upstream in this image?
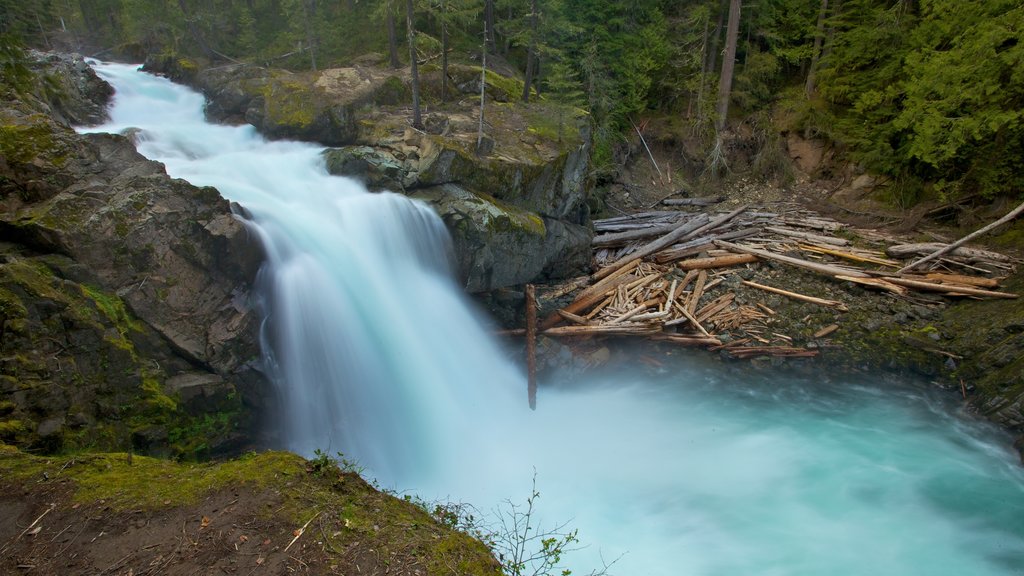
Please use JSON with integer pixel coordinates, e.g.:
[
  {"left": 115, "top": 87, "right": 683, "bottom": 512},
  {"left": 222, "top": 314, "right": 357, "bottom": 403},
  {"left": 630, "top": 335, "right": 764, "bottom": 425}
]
[{"left": 85, "top": 62, "right": 1024, "bottom": 576}]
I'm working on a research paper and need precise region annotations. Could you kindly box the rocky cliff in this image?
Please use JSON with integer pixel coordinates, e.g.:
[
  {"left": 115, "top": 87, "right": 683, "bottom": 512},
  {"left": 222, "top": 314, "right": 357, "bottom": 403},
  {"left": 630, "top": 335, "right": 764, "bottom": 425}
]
[
  {"left": 142, "top": 55, "right": 593, "bottom": 293},
  {"left": 0, "top": 52, "right": 267, "bottom": 457}
]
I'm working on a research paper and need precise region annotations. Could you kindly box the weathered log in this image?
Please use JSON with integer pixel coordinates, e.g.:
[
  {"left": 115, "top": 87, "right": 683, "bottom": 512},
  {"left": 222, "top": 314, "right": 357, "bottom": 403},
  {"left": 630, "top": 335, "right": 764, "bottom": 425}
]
[
  {"left": 766, "top": 226, "right": 849, "bottom": 246},
  {"left": 740, "top": 280, "right": 849, "bottom": 311},
  {"left": 662, "top": 196, "right": 725, "bottom": 207},
  {"left": 887, "top": 243, "right": 1015, "bottom": 264},
  {"left": 652, "top": 227, "right": 761, "bottom": 264},
  {"left": 543, "top": 324, "right": 661, "bottom": 336},
  {"left": 920, "top": 272, "right": 1000, "bottom": 288},
  {"left": 557, "top": 310, "right": 590, "bottom": 325},
  {"left": 834, "top": 275, "right": 908, "bottom": 296},
  {"left": 650, "top": 334, "right": 723, "bottom": 346},
  {"left": 593, "top": 214, "right": 711, "bottom": 280},
  {"left": 798, "top": 244, "right": 900, "bottom": 268},
  {"left": 677, "top": 253, "right": 759, "bottom": 271},
  {"left": 540, "top": 260, "right": 641, "bottom": 329},
  {"left": 884, "top": 277, "right": 1019, "bottom": 299},
  {"left": 715, "top": 240, "right": 870, "bottom": 279},
  {"left": 897, "top": 199, "right": 1024, "bottom": 273},
  {"left": 593, "top": 219, "right": 689, "bottom": 247}
]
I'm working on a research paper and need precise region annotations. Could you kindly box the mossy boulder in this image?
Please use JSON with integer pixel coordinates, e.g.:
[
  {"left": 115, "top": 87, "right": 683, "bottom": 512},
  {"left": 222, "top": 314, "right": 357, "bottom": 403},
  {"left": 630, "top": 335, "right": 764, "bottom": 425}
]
[{"left": 411, "top": 184, "right": 589, "bottom": 291}]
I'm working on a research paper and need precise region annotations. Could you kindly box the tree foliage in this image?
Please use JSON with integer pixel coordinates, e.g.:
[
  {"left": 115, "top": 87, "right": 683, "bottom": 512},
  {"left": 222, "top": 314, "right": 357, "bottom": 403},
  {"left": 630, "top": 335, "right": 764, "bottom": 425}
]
[{"left": 11, "top": 0, "right": 1020, "bottom": 199}]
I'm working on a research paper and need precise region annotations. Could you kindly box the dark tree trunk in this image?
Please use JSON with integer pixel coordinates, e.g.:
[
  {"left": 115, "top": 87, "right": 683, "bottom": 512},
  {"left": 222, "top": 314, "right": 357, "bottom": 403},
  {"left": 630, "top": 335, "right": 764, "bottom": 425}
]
[
  {"left": 521, "top": 0, "right": 538, "bottom": 102},
  {"left": 405, "top": 0, "right": 424, "bottom": 130},
  {"left": 386, "top": 10, "right": 401, "bottom": 68},
  {"left": 804, "top": 0, "right": 829, "bottom": 97},
  {"left": 715, "top": 0, "right": 741, "bottom": 132},
  {"left": 705, "top": 0, "right": 727, "bottom": 82}
]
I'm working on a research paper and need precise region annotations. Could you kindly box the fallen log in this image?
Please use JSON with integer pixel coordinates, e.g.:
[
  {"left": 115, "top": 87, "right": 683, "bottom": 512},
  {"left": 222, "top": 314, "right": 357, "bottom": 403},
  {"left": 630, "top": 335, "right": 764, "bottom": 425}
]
[
  {"left": 677, "top": 253, "right": 759, "bottom": 271},
  {"left": 652, "top": 227, "right": 761, "bottom": 264},
  {"left": 540, "top": 272, "right": 640, "bottom": 329},
  {"left": 887, "top": 243, "right": 1016, "bottom": 264},
  {"left": 740, "top": 280, "right": 849, "bottom": 311},
  {"left": 766, "top": 226, "right": 849, "bottom": 246},
  {"left": 797, "top": 244, "right": 900, "bottom": 268},
  {"left": 897, "top": 199, "right": 1024, "bottom": 273},
  {"left": 715, "top": 240, "right": 870, "bottom": 279},
  {"left": 650, "top": 334, "right": 723, "bottom": 347},
  {"left": 593, "top": 219, "right": 688, "bottom": 247},
  {"left": 834, "top": 275, "right": 909, "bottom": 296},
  {"left": 593, "top": 214, "right": 711, "bottom": 280},
  {"left": 920, "top": 272, "right": 1000, "bottom": 289},
  {"left": 544, "top": 324, "right": 662, "bottom": 336},
  {"left": 662, "top": 196, "right": 725, "bottom": 207},
  {"left": 884, "top": 277, "right": 1019, "bottom": 299}
]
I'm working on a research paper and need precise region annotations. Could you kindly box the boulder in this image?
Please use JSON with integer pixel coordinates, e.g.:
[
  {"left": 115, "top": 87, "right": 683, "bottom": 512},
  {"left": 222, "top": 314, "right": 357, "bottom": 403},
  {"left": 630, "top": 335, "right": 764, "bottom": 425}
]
[{"left": 411, "top": 184, "right": 590, "bottom": 292}]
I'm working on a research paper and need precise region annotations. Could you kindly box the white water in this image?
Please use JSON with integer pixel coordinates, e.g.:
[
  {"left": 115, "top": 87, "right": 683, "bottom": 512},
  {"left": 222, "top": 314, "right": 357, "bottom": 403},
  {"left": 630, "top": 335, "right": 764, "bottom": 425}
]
[{"left": 85, "top": 62, "right": 1024, "bottom": 576}]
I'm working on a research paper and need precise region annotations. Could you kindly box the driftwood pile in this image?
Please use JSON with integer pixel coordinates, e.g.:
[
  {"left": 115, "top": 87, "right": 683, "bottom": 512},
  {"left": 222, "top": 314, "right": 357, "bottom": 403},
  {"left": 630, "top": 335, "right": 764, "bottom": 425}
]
[{"left": 530, "top": 201, "right": 1021, "bottom": 360}]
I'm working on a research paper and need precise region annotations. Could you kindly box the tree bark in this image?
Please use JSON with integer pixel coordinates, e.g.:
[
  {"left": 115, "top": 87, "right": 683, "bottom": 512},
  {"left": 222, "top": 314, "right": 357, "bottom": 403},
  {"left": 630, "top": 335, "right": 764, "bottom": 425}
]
[
  {"left": 521, "top": 0, "right": 538, "bottom": 102},
  {"left": 804, "top": 0, "right": 829, "bottom": 97},
  {"left": 405, "top": 0, "right": 423, "bottom": 130},
  {"left": 714, "top": 0, "right": 741, "bottom": 132},
  {"left": 386, "top": 10, "right": 401, "bottom": 68}
]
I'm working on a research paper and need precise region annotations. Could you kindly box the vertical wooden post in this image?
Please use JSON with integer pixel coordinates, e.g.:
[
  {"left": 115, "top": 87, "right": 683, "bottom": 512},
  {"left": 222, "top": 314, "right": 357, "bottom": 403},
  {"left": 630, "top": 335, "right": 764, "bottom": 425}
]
[{"left": 525, "top": 284, "right": 537, "bottom": 410}]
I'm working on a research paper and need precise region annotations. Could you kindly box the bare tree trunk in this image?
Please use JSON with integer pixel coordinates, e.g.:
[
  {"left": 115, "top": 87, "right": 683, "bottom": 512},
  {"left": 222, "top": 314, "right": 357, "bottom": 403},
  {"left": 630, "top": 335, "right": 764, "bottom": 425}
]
[
  {"left": 484, "top": 0, "right": 496, "bottom": 54},
  {"left": 714, "top": 0, "right": 741, "bottom": 132},
  {"left": 804, "top": 0, "right": 829, "bottom": 97},
  {"left": 386, "top": 9, "right": 400, "bottom": 68},
  {"left": 521, "top": 0, "right": 538, "bottom": 102},
  {"left": 405, "top": 0, "right": 423, "bottom": 130}
]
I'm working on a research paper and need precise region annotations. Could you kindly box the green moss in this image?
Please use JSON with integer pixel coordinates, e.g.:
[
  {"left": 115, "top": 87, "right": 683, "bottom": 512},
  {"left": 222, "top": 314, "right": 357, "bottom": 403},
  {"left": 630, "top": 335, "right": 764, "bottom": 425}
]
[
  {"left": 0, "top": 420, "right": 26, "bottom": 436},
  {"left": 482, "top": 68, "right": 524, "bottom": 101},
  {"left": 259, "top": 76, "right": 319, "bottom": 128},
  {"left": 140, "top": 376, "right": 177, "bottom": 412},
  {"left": 80, "top": 284, "right": 144, "bottom": 346},
  {"left": 0, "top": 114, "right": 69, "bottom": 166}
]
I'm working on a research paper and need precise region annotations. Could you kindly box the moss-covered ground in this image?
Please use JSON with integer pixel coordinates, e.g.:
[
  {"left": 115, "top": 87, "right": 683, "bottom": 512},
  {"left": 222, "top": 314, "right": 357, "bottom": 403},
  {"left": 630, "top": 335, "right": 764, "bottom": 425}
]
[{"left": 0, "top": 445, "right": 501, "bottom": 575}]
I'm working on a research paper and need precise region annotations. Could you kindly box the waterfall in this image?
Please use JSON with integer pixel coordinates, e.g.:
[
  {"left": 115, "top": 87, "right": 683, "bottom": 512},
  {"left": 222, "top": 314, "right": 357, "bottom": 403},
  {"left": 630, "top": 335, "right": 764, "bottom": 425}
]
[{"left": 85, "top": 62, "right": 1024, "bottom": 576}]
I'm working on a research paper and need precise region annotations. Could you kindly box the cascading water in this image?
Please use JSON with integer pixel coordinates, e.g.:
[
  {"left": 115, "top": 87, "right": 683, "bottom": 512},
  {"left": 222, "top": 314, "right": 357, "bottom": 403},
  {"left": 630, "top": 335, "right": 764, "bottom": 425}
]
[{"left": 85, "top": 62, "right": 1024, "bottom": 576}]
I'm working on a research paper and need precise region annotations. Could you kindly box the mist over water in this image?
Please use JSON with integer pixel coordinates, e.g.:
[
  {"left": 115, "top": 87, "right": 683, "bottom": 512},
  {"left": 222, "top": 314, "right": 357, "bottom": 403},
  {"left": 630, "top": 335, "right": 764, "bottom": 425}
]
[{"left": 86, "top": 62, "right": 1024, "bottom": 576}]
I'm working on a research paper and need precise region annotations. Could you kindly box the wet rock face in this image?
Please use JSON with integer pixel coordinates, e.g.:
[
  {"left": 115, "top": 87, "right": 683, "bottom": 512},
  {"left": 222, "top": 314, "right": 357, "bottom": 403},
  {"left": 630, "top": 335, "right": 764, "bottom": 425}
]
[
  {"left": 0, "top": 58, "right": 268, "bottom": 457},
  {"left": 26, "top": 50, "right": 114, "bottom": 127}
]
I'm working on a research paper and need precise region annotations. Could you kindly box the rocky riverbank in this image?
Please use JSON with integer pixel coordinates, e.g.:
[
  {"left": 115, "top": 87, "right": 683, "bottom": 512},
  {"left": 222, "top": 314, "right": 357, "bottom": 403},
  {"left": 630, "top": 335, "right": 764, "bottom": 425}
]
[{"left": 1, "top": 51, "right": 268, "bottom": 457}]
